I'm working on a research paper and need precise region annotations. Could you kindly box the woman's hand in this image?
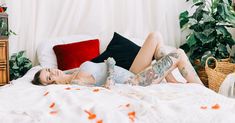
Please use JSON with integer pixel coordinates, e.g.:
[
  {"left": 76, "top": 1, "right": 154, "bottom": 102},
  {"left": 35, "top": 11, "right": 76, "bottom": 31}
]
[
  {"left": 104, "top": 57, "right": 116, "bottom": 89},
  {"left": 104, "top": 77, "right": 115, "bottom": 89}
]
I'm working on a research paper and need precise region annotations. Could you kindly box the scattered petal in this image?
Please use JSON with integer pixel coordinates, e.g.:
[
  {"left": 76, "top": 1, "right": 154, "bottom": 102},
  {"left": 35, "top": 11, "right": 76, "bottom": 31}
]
[
  {"left": 97, "top": 119, "right": 103, "bottom": 123},
  {"left": 49, "top": 110, "right": 58, "bottom": 115},
  {"left": 89, "top": 114, "right": 96, "bottom": 120},
  {"left": 75, "top": 88, "right": 80, "bottom": 90},
  {"left": 128, "top": 111, "right": 136, "bottom": 122},
  {"left": 50, "top": 102, "right": 55, "bottom": 108},
  {"left": 65, "top": 87, "right": 71, "bottom": 90},
  {"left": 84, "top": 110, "right": 96, "bottom": 120},
  {"left": 211, "top": 104, "right": 220, "bottom": 110},
  {"left": 200, "top": 106, "right": 207, "bottom": 109},
  {"left": 43, "top": 92, "right": 49, "bottom": 96},
  {"left": 93, "top": 89, "right": 100, "bottom": 92}
]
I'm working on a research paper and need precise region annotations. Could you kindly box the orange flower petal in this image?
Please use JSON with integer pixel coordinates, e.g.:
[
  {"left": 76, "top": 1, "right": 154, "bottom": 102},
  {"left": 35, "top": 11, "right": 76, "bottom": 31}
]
[
  {"left": 43, "top": 92, "right": 49, "bottom": 96},
  {"left": 88, "top": 114, "right": 96, "bottom": 120},
  {"left": 49, "top": 102, "right": 55, "bottom": 108},
  {"left": 65, "top": 87, "right": 71, "bottom": 90},
  {"left": 200, "top": 106, "right": 207, "bottom": 109},
  {"left": 211, "top": 104, "right": 220, "bottom": 110},
  {"left": 93, "top": 89, "right": 100, "bottom": 92},
  {"left": 75, "top": 88, "right": 80, "bottom": 90},
  {"left": 84, "top": 110, "right": 96, "bottom": 120},
  {"left": 128, "top": 111, "right": 136, "bottom": 122},
  {"left": 97, "top": 119, "right": 103, "bottom": 123},
  {"left": 128, "top": 111, "right": 135, "bottom": 117},
  {"left": 49, "top": 110, "right": 58, "bottom": 115}
]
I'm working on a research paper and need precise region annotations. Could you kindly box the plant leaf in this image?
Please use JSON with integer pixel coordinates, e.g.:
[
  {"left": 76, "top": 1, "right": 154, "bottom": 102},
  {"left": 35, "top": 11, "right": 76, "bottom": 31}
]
[
  {"left": 180, "top": 43, "right": 190, "bottom": 53},
  {"left": 179, "top": 11, "right": 189, "bottom": 28},
  {"left": 216, "top": 25, "right": 231, "bottom": 37},
  {"left": 202, "top": 13, "right": 215, "bottom": 22},
  {"left": 187, "top": 33, "right": 197, "bottom": 47}
]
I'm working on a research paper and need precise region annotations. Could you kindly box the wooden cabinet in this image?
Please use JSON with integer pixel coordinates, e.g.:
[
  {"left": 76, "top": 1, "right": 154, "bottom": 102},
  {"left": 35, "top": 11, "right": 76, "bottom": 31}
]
[{"left": 0, "top": 39, "right": 9, "bottom": 85}]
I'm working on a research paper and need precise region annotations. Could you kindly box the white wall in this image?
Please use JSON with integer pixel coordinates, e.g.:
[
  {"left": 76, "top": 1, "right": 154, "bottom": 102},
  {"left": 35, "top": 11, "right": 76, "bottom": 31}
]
[{"left": 5, "top": 0, "right": 235, "bottom": 65}]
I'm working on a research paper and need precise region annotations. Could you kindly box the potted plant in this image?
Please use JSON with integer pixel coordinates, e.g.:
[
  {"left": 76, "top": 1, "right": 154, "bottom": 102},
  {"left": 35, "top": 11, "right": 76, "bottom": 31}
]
[
  {"left": 9, "top": 51, "right": 32, "bottom": 80},
  {"left": 0, "top": 5, "right": 16, "bottom": 38},
  {"left": 179, "top": 0, "right": 235, "bottom": 66}
]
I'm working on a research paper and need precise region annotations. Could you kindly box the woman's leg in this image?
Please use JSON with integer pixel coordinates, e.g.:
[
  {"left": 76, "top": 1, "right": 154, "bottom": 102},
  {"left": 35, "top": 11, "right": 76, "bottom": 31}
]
[
  {"left": 129, "top": 32, "right": 164, "bottom": 74},
  {"left": 129, "top": 32, "right": 178, "bottom": 82},
  {"left": 126, "top": 49, "right": 203, "bottom": 86}
]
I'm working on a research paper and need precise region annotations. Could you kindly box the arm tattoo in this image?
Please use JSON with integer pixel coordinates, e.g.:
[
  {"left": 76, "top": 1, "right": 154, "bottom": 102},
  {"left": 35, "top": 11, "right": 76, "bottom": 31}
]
[
  {"left": 125, "top": 52, "right": 179, "bottom": 86},
  {"left": 104, "top": 57, "right": 116, "bottom": 86}
]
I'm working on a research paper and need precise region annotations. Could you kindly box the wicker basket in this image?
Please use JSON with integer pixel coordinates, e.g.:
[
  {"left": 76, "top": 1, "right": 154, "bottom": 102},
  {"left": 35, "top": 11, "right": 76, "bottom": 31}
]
[{"left": 205, "top": 57, "right": 235, "bottom": 92}]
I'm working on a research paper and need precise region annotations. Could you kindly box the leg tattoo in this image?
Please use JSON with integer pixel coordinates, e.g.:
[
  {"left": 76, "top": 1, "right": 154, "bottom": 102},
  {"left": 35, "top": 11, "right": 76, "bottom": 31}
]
[
  {"left": 155, "top": 47, "right": 167, "bottom": 60},
  {"left": 179, "top": 67, "right": 188, "bottom": 78},
  {"left": 125, "top": 52, "right": 179, "bottom": 86}
]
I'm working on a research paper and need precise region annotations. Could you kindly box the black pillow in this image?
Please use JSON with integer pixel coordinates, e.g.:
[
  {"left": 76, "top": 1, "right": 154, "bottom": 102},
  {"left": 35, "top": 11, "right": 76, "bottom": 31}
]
[{"left": 91, "top": 32, "right": 141, "bottom": 70}]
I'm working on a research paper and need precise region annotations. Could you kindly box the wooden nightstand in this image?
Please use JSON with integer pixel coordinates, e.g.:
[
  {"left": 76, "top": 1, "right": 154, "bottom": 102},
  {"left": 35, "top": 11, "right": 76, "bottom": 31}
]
[{"left": 0, "top": 39, "right": 9, "bottom": 85}]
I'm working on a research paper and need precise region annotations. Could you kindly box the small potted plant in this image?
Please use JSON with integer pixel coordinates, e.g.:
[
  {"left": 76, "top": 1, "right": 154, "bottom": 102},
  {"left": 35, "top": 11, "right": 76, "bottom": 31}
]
[
  {"left": 0, "top": 4, "right": 16, "bottom": 38},
  {"left": 9, "top": 51, "right": 32, "bottom": 80}
]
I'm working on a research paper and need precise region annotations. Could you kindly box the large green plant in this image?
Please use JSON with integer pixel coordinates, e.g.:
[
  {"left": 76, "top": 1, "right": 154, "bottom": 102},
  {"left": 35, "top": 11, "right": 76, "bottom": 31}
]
[
  {"left": 180, "top": 0, "right": 235, "bottom": 66},
  {"left": 9, "top": 51, "right": 32, "bottom": 80}
]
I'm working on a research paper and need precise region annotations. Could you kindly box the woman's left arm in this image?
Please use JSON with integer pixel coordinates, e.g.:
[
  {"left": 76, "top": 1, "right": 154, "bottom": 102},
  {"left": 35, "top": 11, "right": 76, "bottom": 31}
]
[{"left": 104, "top": 57, "right": 116, "bottom": 88}]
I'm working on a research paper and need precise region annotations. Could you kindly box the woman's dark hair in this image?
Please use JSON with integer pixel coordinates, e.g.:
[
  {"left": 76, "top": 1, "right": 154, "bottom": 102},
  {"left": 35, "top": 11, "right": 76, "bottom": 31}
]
[{"left": 32, "top": 70, "right": 43, "bottom": 85}]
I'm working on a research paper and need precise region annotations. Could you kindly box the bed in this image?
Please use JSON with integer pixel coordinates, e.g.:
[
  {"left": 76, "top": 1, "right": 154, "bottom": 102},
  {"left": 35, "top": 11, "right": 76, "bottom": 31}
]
[{"left": 0, "top": 34, "right": 235, "bottom": 123}]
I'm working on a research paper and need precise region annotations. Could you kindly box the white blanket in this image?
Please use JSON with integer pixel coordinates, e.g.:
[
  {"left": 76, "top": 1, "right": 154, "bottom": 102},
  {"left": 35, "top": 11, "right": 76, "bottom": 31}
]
[{"left": 0, "top": 67, "right": 235, "bottom": 123}]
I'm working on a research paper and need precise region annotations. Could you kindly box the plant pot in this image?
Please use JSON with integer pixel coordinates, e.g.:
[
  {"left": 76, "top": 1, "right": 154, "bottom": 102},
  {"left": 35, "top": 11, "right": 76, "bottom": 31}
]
[{"left": 194, "top": 57, "right": 230, "bottom": 87}]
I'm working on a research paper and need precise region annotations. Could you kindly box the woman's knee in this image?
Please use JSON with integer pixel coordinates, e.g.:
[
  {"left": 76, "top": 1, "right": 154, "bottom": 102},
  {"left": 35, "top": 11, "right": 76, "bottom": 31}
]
[
  {"left": 176, "top": 49, "right": 188, "bottom": 60},
  {"left": 147, "top": 32, "right": 164, "bottom": 45}
]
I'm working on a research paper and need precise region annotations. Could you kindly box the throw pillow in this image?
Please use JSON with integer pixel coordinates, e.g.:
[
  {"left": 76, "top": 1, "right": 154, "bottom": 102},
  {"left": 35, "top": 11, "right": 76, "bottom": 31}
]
[
  {"left": 91, "top": 32, "right": 141, "bottom": 70},
  {"left": 53, "top": 39, "right": 100, "bottom": 70}
]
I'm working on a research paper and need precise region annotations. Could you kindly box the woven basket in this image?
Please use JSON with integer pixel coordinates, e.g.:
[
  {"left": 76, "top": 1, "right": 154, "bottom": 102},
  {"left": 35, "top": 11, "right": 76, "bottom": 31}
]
[{"left": 205, "top": 57, "right": 235, "bottom": 92}]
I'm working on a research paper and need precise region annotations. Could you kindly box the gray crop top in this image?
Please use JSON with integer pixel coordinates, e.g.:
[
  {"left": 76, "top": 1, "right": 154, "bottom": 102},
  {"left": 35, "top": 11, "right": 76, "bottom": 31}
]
[{"left": 78, "top": 61, "right": 134, "bottom": 86}]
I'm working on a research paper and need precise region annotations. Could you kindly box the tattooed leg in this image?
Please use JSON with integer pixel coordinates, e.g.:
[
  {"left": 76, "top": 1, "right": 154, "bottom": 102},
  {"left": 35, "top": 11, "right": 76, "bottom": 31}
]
[
  {"left": 151, "top": 32, "right": 175, "bottom": 61},
  {"left": 150, "top": 32, "right": 179, "bottom": 83},
  {"left": 176, "top": 49, "right": 203, "bottom": 85},
  {"left": 104, "top": 57, "right": 116, "bottom": 88},
  {"left": 124, "top": 52, "right": 180, "bottom": 86}
]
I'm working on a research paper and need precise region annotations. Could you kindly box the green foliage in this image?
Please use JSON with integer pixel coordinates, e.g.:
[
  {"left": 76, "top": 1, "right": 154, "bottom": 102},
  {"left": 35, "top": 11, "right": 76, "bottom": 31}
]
[
  {"left": 9, "top": 51, "right": 32, "bottom": 80},
  {"left": 0, "top": 13, "right": 16, "bottom": 37},
  {"left": 179, "top": 0, "right": 235, "bottom": 66}
]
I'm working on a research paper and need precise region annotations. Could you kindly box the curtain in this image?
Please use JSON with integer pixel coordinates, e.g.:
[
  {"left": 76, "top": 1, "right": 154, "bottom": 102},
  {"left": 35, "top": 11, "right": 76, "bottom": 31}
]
[{"left": 6, "top": 0, "right": 201, "bottom": 65}]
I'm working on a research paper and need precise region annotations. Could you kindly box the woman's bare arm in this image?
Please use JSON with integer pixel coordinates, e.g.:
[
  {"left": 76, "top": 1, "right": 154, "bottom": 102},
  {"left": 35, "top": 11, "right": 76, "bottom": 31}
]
[{"left": 104, "top": 57, "right": 116, "bottom": 88}]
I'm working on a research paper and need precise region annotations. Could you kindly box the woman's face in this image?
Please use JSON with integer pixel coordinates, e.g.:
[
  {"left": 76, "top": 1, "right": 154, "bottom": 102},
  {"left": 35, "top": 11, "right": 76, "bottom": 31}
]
[{"left": 39, "top": 68, "right": 65, "bottom": 85}]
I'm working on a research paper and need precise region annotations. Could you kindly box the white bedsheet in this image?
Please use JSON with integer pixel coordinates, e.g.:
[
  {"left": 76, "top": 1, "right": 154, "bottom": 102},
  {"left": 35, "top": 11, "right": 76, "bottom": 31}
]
[{"left": 0, "top": 67, "right": 235, "bottom": 123}]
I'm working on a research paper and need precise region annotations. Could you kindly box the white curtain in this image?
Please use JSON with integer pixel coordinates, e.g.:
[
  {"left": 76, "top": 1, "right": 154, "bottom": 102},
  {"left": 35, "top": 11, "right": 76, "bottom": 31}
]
[{"left": 6, "top": 0, "right": 195, "bottom": 65}]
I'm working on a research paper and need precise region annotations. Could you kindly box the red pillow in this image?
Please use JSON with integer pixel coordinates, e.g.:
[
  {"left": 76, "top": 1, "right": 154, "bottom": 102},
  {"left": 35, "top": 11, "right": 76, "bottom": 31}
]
[{"left": 53, "top": 39, "right": 100, "bottom": 70}]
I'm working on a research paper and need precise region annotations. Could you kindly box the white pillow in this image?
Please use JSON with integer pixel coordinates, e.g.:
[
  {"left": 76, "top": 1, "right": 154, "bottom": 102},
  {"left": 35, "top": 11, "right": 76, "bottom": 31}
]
[{"left": 37, "top": 35, "right": 98, "bottom": 68}]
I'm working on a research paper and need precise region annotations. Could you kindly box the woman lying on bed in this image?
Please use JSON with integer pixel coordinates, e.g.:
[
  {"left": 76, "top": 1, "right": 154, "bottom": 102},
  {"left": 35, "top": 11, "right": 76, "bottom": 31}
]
[{"left": 32, "top": 32, "right": 203, "bottom": 87}]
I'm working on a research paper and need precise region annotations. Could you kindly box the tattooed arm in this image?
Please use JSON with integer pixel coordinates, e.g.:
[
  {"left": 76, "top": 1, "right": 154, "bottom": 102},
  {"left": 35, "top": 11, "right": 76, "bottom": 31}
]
[{"left": 104, "top": 57, "right": 116, "bottom": 88}]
